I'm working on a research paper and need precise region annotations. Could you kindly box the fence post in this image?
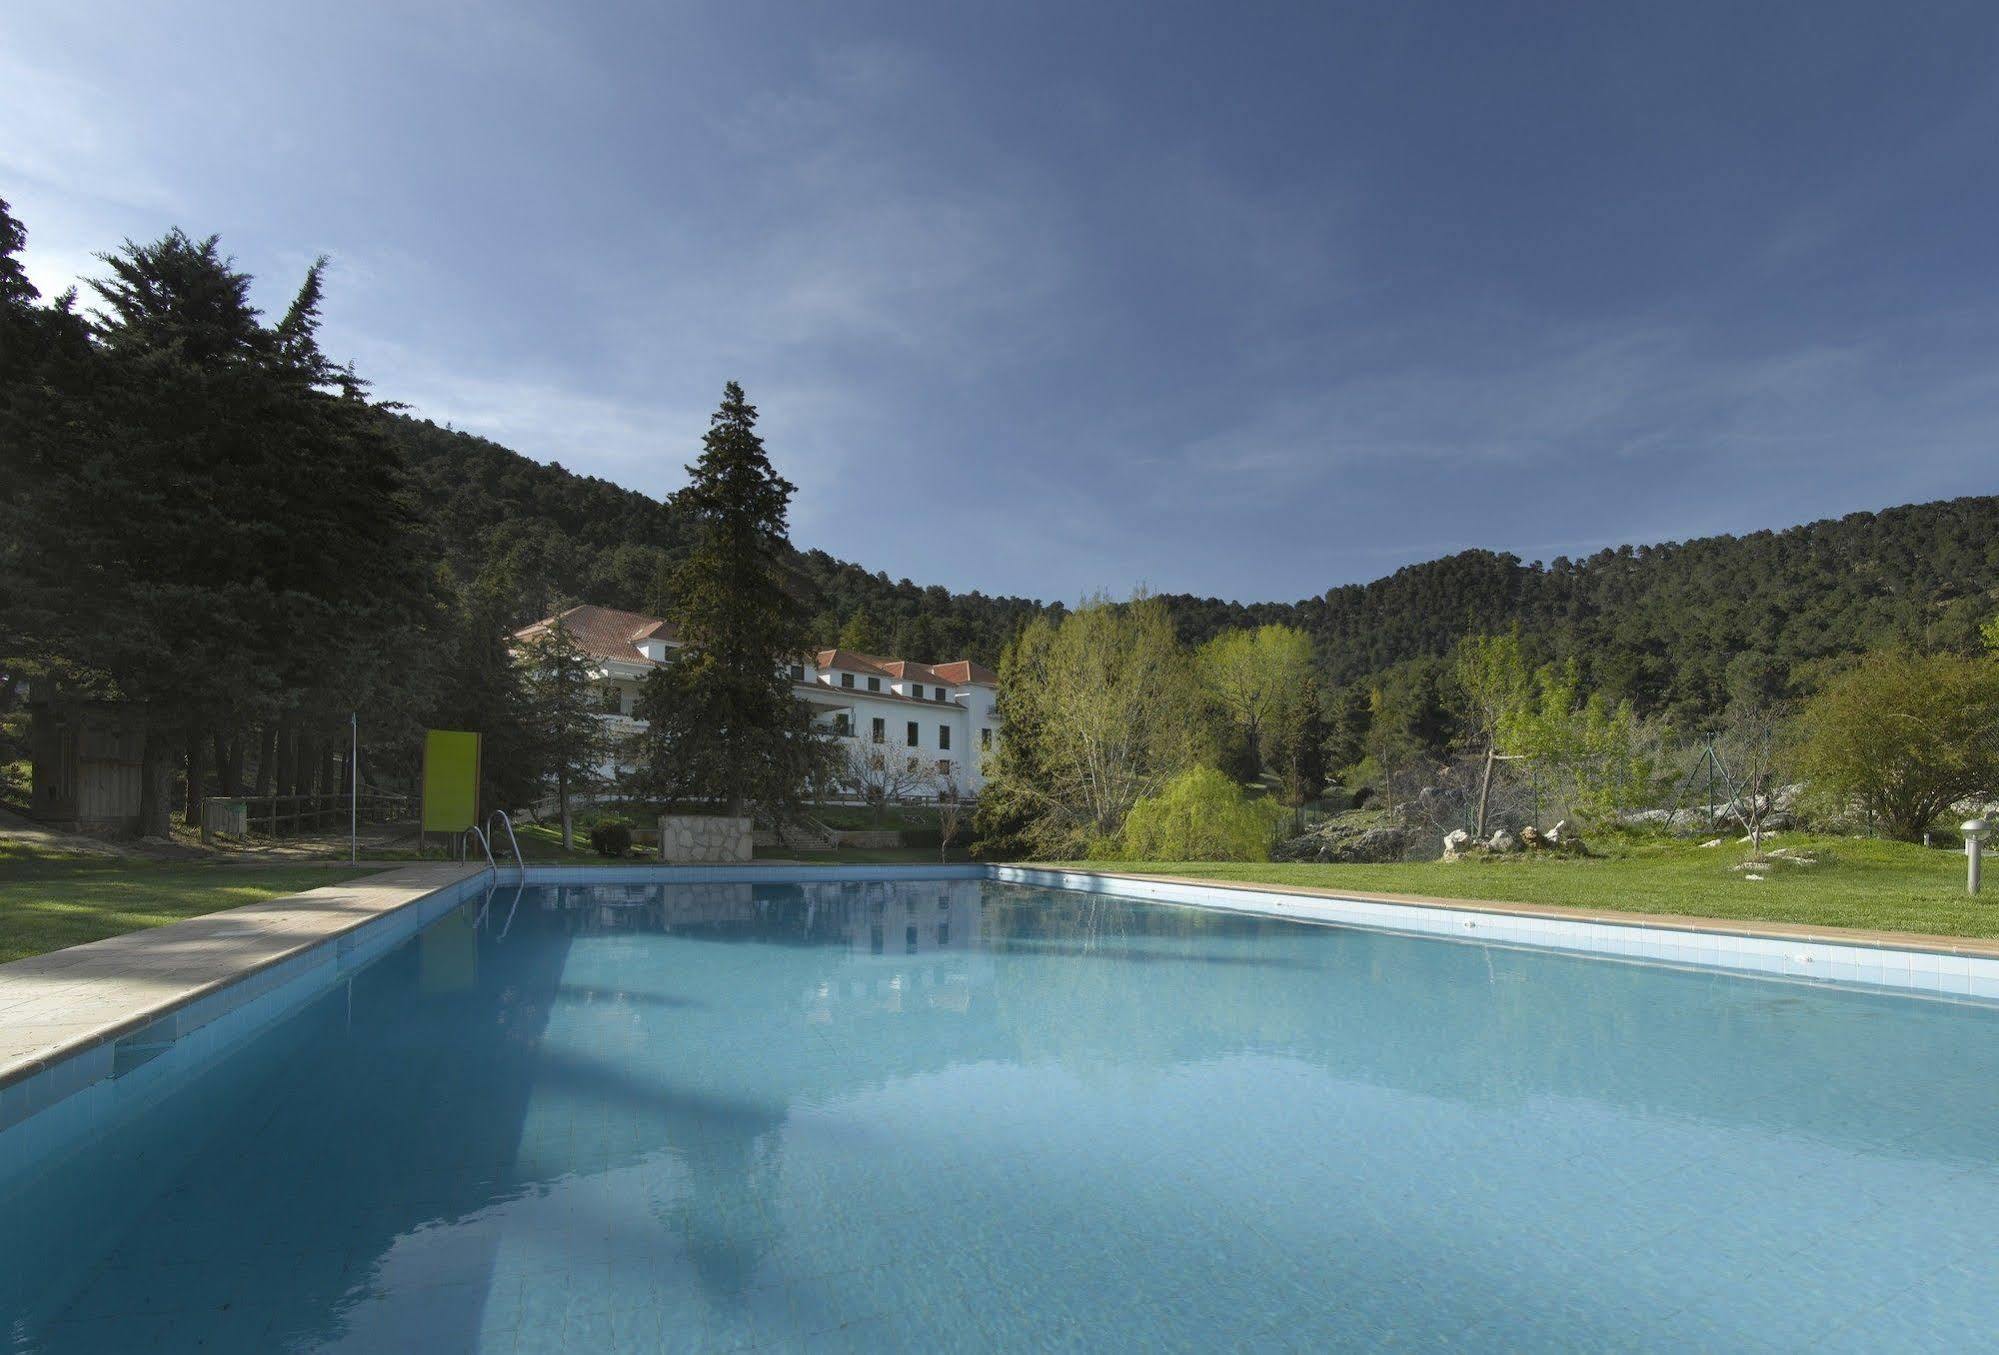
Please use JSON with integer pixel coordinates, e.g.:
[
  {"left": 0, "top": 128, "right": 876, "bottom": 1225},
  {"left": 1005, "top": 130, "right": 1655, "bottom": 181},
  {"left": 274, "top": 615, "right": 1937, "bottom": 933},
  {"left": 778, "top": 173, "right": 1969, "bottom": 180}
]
[{"left": 1473, "top": 743, "right": 1497, "bottom": 840}]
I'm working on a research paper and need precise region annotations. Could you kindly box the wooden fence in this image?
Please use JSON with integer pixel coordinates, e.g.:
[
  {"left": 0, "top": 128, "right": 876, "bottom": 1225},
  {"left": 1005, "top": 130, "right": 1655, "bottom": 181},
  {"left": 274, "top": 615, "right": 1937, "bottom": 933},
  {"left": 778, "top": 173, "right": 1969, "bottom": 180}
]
[{"left": 202, "top": 791, "right": 412, "bottom": 839}]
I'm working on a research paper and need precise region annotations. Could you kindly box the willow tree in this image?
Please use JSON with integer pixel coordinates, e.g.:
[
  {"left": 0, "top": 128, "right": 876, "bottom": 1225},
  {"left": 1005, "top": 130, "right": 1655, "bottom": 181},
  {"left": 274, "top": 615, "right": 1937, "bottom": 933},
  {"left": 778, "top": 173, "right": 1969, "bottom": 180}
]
[{"left": 627, "top": 383, "right": 832, "bottom": 818}]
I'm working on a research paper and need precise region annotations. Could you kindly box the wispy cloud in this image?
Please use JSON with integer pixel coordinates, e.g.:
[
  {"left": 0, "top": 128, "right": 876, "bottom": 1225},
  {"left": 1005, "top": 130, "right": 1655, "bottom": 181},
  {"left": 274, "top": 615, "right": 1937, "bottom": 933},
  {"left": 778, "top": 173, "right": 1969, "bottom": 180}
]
[{"left": 5, "top": 1, "right": 1996, "bottom": 605}]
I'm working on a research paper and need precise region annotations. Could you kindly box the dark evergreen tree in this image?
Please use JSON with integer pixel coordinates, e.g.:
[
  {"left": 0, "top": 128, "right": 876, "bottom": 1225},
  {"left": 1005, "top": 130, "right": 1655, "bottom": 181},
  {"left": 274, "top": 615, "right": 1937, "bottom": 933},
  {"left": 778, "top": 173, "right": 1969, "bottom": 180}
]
[
  {"left": 1322, "top": 683, "right": 1372, "bottom": 781},
  {"left": 627, "top": 383, "right": 833, "bottom": 818},
  {"left": 2, "top": 222, "right": 437, "bottom": 833},
  {"left": 518, "top": 617, "right": 606, "bottom": 848},
  {"left": 1278, "top": 678, "right": 1330, "bottom": 806}
]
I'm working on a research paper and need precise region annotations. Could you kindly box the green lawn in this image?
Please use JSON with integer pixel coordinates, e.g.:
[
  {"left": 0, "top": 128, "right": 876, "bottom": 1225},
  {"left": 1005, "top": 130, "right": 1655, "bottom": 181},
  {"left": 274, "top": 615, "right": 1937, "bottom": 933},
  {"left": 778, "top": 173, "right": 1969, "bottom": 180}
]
[
  {"left": 0, "top": 843, "right": 374, "bottom": 964},
  {"left": 1044, "top": 834, "right": 1999, "bottom": 941},
  {"left": 810, "top": 804, "right": 943, "bottom": 831}
]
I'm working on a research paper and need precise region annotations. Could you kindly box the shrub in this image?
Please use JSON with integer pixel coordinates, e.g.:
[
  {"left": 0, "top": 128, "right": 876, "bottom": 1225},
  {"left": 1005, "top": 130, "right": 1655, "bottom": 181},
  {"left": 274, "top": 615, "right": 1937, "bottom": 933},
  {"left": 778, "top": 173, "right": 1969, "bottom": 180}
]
[
  {"left": 1793, "top": 649, "right": 1999, "bottom": 841},
  {"left": 588, "top": 816, "right": 635, "bottom": 858},
  {"left": 1120, "top": 766, "right": 1289, "bottom": 862}
]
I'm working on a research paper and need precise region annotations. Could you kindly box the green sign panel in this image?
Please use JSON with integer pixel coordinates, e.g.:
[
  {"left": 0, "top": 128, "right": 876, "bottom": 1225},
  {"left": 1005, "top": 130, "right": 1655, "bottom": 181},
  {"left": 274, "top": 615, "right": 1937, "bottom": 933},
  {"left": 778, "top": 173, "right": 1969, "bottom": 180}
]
[{"left": 421, "top": 729, "right": 481, "bottom": 833}]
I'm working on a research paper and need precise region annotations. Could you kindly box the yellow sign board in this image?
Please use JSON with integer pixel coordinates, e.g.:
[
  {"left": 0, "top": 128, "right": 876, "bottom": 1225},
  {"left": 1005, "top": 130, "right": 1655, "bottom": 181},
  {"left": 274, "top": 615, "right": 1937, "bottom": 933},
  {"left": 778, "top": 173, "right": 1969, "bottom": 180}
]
[{"left": 421, "top": 729, "right": 481, "bottom": 833}]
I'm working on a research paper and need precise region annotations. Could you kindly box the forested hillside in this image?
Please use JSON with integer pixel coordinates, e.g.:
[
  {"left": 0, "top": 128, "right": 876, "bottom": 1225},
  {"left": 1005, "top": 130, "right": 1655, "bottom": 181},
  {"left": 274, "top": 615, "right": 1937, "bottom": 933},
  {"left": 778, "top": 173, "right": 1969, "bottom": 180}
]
[
  {"left": 1164, "top": 496, "right": 1999, "bottom": 727},
  {"left": 389, "top": 415, "right": 1052, "bottom": 665},
  {"left": 399, "top": 406, "right": 1998, "bottom": 728}
]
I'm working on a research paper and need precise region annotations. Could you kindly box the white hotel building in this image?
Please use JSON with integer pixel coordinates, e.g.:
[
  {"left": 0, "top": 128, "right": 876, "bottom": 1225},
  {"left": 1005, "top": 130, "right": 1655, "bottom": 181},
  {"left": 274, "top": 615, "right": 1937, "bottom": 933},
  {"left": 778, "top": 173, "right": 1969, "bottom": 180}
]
[{"left": 514, "top": 605, "right": 1001, "bottom": 799}]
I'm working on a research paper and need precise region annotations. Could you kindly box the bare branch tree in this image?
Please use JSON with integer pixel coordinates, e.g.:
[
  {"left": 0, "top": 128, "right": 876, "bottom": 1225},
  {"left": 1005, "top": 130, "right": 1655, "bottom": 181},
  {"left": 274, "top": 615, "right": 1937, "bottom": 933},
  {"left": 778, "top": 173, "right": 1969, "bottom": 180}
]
[
  {"left": 933, "top": 770, "right": 966, "bottom": 862},
  {"left": 842, "top": 733, "right": 928, "bottom": 826}
]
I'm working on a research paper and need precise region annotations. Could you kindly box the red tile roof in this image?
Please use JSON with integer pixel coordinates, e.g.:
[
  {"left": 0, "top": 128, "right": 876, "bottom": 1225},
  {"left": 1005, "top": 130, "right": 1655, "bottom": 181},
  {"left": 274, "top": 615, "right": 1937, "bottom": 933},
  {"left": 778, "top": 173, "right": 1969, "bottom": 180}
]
[
  {"left": 812, "top": 649, "right": 996, "bottom": 688},
  {"left": 518, "top": 606, "right": 994, "bottom": 685},
  {"left": 927, "top": 659, "right": 999, "bottom": 687},
  {"left": 513, "top": 605, "right": 681, "bottom": 665}
]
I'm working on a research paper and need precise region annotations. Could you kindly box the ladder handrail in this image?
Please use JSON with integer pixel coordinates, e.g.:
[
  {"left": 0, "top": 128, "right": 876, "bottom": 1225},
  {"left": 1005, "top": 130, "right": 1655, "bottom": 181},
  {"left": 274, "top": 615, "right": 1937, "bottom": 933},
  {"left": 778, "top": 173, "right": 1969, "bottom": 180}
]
[
  {"left": 487, "top": 810, "right": 526, "bottom": 881},
  {"left": 464, "top": 824, "right": 497, "bottom": 879}
]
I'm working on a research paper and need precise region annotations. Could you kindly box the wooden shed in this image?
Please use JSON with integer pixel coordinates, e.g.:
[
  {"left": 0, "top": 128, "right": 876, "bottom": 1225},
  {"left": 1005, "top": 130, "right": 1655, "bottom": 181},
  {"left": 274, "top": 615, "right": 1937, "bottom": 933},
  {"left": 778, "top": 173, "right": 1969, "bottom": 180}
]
[{"left": 29, "top": 689, "right": 147, "bottom": 834}]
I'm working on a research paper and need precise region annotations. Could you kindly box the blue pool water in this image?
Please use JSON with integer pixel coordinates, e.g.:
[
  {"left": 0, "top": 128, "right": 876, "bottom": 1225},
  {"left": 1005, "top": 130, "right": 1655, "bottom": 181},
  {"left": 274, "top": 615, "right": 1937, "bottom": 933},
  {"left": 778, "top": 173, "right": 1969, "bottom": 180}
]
[{"left": 5, "top": 876, "right": 1999, "bottom": 1352}]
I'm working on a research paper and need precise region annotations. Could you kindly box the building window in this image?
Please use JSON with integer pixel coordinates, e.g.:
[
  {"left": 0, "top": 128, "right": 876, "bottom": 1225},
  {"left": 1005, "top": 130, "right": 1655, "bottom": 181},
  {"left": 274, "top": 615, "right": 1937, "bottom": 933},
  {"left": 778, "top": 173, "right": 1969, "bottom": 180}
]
[
  {"left": 938, "top": 725, "right": 951, "bottom": 750},
  {"left": 936, "top": 759, "right": 952, "bottom": 776},
  {"left": 935, "top": 687, "right": 947, "bottom": 703},
  {"left": 839, "top": 671, "right": 855, "bottom": 689},
  {"left": 912, "top": 684, "right": 925, "bottom": 700},
  {"left": 787, "top": 664, "right": 804, "bottom": 682},
  {"left": 871, "top": 717, "right": 885, "bottom": 744},
  {"left": 906, "top": 721, "right": 919, "bottom": 746},
  {"left": 834, "top": 714, "right": 851, "bottom": 736},
  {"left": 600, "top": 685, "right": 622, "bottom": 714},
  {"left": 868, "top": 675, "right": 881, "bottom": 691},
  {"left": 981, "top": 728, "right": 992, "bottom": 751}
]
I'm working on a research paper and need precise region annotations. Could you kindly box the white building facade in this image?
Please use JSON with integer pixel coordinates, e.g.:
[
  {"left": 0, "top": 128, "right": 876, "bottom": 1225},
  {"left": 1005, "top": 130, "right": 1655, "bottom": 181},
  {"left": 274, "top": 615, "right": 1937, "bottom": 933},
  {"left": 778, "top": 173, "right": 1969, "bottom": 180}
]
[{"left": 514, "top": 605, "right": 1000, "bottom": 800}]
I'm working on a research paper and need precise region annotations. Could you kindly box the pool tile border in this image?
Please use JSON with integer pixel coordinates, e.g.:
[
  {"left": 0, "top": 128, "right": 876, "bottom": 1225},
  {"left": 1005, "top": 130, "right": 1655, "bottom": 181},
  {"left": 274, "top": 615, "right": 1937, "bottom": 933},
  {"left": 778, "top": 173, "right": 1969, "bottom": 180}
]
[{"left": 994, "top": 866, "right": 1999, "bottom": 1004}]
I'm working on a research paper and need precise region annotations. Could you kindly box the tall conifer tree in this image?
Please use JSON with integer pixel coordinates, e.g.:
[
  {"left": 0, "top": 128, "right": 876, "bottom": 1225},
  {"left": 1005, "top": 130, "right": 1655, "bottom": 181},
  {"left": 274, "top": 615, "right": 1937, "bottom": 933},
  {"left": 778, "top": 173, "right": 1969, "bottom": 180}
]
[
  {"left": 519, "top": 618, "right": 606, "bottom": 848},
  {"left": 628, "top": 383, "right": 831, "bottom": 817}
]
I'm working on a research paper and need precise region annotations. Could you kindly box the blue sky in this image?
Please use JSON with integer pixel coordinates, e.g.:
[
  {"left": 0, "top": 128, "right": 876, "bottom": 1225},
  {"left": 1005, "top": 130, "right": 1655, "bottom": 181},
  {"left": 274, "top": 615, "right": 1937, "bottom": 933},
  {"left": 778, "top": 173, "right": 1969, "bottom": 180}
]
[{"left": 6, "top": 2, "right": 1997, "bottom": 603}]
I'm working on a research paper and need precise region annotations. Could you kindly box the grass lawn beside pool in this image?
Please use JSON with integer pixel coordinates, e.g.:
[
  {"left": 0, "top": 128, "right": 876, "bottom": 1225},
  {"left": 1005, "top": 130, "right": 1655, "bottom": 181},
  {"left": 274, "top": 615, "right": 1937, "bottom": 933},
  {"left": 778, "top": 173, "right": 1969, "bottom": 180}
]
[
  {"left": 1043, "top": 834, "right": 1999, "bottom": 942},
  {"left": 0, "top": 844, "right": 374, "bottom": 964}
]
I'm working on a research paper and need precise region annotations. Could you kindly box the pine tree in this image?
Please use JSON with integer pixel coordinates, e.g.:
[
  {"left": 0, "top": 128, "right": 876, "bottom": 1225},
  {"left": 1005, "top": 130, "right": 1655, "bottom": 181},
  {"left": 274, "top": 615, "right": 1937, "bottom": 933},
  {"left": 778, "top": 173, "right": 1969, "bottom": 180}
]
[
  {"left": 1278, "top": 677, "right": 1330, "bottom": 806},
  {"left": 519, "top": 618, "right": 606, "bottom": 848},
  {"left": 837, "top": 607, "right": 887, "bottom": 652},
  {"left": 627, "top": 383, "right": 832, "bottom": 817},
  {"left": 3, "top": 219, "right": 436, "bottom": 834}
]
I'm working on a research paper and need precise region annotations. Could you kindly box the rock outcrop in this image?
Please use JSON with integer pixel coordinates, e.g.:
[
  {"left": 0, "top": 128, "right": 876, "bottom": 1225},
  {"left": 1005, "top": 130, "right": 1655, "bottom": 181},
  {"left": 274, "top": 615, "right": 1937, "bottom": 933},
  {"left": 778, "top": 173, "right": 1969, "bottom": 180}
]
[
  {"left": 1441, "top": 819, "right": 1588, "bottom": 861},
  {"left": 1274, "top": 810, "right": 1411, "bottom": 864}
]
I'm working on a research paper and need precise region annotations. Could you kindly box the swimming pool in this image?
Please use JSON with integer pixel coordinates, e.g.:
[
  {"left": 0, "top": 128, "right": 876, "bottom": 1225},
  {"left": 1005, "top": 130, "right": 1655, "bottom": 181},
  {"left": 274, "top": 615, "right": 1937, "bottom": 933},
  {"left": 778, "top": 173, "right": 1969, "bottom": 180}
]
[{"left": 5, "top": 873, "right": 1998, "bottom": 1351}]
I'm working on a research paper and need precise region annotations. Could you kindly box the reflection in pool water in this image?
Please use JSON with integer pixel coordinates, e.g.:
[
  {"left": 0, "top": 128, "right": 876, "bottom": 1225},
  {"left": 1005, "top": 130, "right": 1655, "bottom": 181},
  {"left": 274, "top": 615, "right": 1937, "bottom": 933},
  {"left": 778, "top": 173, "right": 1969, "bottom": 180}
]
[{"left": 6, "top": 877, "right": 1999, "bottom": 1351}]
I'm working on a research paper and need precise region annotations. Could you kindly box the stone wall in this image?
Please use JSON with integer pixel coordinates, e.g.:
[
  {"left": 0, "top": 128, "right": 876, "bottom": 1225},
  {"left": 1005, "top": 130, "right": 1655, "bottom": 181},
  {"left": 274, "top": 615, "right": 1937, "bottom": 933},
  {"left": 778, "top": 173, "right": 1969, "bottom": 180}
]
[{"left": 657, "top": 814, "right": 754, "bottom": 864}]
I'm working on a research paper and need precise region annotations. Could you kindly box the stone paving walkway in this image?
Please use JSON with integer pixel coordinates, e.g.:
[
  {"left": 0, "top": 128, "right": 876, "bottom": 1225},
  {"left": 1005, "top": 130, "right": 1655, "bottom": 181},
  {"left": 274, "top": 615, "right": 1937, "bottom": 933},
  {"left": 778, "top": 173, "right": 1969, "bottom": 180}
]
[{"left": 0, "top": 863, "right": 479, "bottom": 1091}]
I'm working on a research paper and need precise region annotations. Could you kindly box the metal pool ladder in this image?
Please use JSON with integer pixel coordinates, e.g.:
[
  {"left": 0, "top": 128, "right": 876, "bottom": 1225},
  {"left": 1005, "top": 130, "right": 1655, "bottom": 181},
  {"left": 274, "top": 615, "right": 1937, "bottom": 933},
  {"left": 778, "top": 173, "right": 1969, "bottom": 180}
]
[
  {"left": 487, "top": 809, "right": 526, "bottom": 882},
  {"left": 463, "top": 824, "right": 497, "bottom": 878}
]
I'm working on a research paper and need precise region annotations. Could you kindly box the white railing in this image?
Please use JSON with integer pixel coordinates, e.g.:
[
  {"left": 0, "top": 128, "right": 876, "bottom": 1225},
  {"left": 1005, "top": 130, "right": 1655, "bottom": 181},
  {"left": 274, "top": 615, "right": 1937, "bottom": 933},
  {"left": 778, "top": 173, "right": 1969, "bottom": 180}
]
[
  {"left": 488, "top": 809, "right": 526, "bottom": 881},
  {"left": 463, "top": 824, "right": 496, "bottom": 879}
]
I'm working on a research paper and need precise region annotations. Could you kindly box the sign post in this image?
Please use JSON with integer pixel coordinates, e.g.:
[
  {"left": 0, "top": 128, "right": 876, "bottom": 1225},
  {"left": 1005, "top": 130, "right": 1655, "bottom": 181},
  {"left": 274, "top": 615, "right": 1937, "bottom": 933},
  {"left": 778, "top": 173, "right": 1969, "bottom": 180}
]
[{"left": 421, "top": 730, "right": 482, "bottom": 858}]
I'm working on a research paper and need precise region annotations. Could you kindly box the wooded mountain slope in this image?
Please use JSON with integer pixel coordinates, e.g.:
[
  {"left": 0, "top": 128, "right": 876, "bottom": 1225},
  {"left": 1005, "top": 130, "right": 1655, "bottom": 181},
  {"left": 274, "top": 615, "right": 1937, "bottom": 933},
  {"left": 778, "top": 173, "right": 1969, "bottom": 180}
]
[
  {"left": 394, "top": 414, "right": 1997, "bottom": 725},
  {"left": 1164, "top": 496, "right": 1999, "bottom": 724}
]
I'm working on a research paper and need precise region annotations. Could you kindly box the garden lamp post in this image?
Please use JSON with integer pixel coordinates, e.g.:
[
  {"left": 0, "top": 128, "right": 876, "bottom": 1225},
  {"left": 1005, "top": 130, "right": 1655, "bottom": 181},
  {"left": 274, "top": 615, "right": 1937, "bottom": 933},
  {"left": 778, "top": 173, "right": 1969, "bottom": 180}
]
[{"left": 1965, "top": 819, "right": 1990, "bottom": 896}]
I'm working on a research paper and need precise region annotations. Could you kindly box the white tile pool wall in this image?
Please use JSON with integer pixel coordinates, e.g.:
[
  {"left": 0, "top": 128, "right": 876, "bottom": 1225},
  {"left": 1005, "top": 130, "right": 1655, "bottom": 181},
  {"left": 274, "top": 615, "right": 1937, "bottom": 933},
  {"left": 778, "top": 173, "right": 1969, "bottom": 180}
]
[{"left": 992, "top": 866, "right": 1999, "bottom": 1006}]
